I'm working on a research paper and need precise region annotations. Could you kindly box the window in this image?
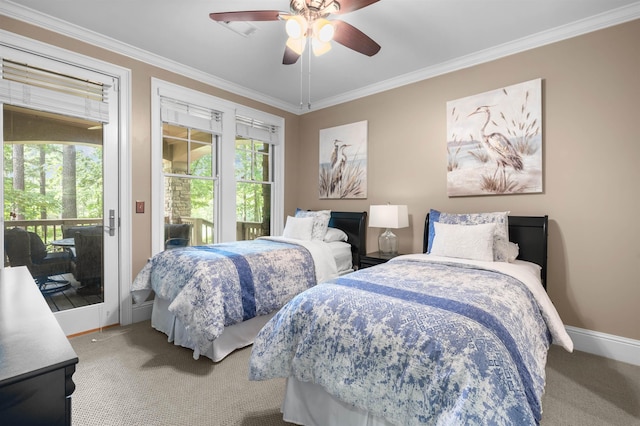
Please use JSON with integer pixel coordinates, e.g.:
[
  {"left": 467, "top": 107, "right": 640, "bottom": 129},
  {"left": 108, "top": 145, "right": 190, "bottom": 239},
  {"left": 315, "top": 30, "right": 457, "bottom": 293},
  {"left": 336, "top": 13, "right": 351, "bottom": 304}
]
[
  {"left": 151, "top": 80, "right": 285, "bottom": 254},
  {"left": 162, "top": 121, "right": 218, "bottom": 247},
  {"left": 235, "top": 138, "right": 271, "bottom": 240},
  {"left": 235, "top": 115, "right": 279, "bottom": 241},
  {"left": 160, "top": 97, "right": 221, "bottom": 248}
]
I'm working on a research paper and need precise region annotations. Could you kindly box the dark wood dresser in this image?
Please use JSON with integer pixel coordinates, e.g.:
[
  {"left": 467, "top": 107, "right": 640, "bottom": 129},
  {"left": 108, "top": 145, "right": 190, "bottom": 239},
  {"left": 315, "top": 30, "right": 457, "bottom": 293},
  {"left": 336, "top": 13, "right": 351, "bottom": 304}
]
[{"left": 0, "top": 266, "right": 78, "bottom": 425}]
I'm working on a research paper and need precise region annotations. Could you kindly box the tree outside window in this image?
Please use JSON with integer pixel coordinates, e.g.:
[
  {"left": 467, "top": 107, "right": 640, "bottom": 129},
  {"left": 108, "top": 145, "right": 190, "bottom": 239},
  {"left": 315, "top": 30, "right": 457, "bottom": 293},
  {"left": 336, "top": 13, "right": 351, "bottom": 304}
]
[{"left": 235, "top": 138, "right": 271, "bottom": 240}]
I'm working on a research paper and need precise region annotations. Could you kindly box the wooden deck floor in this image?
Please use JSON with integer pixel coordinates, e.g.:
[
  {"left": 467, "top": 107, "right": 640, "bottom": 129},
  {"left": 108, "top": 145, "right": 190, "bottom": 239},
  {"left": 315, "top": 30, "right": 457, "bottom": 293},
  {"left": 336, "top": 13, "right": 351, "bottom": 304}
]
[{"left": 44, "top": 273, "right": 103, "bottom": 312}]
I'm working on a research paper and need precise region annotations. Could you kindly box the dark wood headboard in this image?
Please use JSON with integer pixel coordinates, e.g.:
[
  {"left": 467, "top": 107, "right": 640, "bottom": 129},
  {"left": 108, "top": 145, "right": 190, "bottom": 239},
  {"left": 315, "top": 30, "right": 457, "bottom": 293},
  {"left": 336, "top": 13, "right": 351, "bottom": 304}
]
[
  {"left": 329, "top": 211, "right": 367, "bottom": 269},
  {"left": 422, "top": 213, "right": 549, "bottom": 289}
]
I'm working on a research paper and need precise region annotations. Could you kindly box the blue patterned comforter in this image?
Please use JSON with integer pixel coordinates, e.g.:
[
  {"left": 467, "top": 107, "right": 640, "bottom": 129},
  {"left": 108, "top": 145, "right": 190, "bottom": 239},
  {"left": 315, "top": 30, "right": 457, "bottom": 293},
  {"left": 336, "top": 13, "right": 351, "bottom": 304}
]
[
  {"left": 131, "top": 239, "right": 319, "bottom": 357},
  {"left": 249, "top": 257, "right": 560, "bottom": 425}
]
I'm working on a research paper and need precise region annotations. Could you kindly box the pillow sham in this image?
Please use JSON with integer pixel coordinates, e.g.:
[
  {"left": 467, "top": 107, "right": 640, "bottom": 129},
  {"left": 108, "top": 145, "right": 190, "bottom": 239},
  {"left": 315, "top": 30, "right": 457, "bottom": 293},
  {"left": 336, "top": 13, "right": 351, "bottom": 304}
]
[
  {"left": 323, "top": 227, "right": 348, "bottom": 242},
  {"left": 427, "top": 209, "right": 510, "bottom": 262},
  {"left": 282, "top": 215, "right": 314, "bottom": 240},
  {"left": 507, "top": 242, "right": 519, "bottom": 263},
  {"left": 295, "top": 208, "right": 331, "bottom": 240},
  {"left": 430, "top": 222, "right": 496, "bottom": 262}
]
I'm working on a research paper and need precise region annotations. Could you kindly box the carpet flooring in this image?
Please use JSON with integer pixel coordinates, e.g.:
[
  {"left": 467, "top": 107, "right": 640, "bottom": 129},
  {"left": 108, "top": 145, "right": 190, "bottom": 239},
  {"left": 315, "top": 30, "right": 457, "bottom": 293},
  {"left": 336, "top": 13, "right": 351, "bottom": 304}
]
[{"left": 69, "top": 321, "right": 640, "bottom": 426}]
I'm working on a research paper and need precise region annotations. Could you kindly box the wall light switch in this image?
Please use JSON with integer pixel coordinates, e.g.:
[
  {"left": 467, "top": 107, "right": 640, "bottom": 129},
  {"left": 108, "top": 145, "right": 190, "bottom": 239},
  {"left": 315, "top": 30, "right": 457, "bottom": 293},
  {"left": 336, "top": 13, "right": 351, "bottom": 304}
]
[{"left": 136, "top": 201, "right": 145, "bottom": 213}]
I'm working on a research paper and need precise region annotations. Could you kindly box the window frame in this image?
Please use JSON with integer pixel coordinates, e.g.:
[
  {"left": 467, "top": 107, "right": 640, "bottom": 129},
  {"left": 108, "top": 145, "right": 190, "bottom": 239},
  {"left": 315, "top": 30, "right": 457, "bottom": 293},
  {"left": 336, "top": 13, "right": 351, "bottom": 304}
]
[
  {"left": 162, "top": 122, "right": 219, "bottom": 245},
  {"left": 235, "top": 137, "right": 273, "bottom": 239},
  {"left": 150, "top": 79, "right": 284, "bottom": 255}
]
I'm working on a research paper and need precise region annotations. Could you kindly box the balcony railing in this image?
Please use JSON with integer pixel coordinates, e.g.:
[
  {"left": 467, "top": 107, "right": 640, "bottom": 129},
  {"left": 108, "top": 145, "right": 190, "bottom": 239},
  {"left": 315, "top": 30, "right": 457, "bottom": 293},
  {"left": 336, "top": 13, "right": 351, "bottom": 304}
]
[
  {"left": 4, "top": 218, "right": 103, "bottom": 245},
  {"left": 6, "top": 217, "right": 262, "bottom": 248},
  {"left": 175, "top": 217, "right": 214, "bottom": 246},
  {"left": 236, "top": 221, "right": 266, "bottom": 241}
]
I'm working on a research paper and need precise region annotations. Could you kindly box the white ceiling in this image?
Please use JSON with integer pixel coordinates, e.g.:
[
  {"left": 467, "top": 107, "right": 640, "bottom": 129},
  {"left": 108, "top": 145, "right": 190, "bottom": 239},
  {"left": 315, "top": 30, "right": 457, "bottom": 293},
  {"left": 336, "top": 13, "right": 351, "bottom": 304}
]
[{"left": 2, "top": 0, "right": 640, "bottom": 114}]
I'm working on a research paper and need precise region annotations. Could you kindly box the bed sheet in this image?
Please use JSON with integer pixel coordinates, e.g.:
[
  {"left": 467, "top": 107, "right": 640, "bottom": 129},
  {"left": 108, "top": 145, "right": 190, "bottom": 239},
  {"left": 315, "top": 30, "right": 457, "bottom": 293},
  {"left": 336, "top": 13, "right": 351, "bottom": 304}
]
[
  {"left": 327, "top": 240, "right": 353, "bottom": 274},
  {"left": 151, "top": 296, "right": 275, "bottom": 362}
]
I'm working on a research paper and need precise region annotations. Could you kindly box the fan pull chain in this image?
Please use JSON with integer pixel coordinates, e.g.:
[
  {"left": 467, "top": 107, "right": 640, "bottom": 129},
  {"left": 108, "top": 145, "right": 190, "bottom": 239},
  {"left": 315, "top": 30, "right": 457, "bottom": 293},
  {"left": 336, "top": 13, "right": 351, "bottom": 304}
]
[
  {"left": 299, "top": 48, "right": 304, "bottom": 110},
  {"left": 307, "top": 38, "right": 312, "bottom": 110}
]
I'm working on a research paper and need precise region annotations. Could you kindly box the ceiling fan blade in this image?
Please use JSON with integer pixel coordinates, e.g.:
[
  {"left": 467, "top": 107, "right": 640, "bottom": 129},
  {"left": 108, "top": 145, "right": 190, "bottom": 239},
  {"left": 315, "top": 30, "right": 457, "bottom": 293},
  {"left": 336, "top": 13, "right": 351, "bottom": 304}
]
[
  {"left": 283, "top": 46, "right": 301, "bottom": 65},
  {"left": 333, "top": 0, "right": 380, "bottom": 14},
  {"left": 209, "top": 11, "right": 281, "bottom": 22},
  {"left": 332, "top": 20, "right": 381, "bottom": 57}
]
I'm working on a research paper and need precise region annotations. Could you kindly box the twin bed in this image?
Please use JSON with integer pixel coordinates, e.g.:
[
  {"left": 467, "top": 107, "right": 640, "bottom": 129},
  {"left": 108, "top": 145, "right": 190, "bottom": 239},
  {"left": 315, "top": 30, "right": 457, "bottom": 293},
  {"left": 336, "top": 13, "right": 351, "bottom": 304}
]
[
  {"left": 248, "top": 210, "right": 573, "bottom": 425},
  {"left": 131, "top": 211, "right": 367, "bottom": 361},
  {"left": 131, "top": 208, "right": 572, "bottom": 424}
]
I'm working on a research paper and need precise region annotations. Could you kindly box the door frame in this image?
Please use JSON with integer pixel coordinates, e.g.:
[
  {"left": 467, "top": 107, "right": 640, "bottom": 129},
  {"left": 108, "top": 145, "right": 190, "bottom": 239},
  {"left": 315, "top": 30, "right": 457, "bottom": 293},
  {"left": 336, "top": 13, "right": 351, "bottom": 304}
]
[{"left": 0, "top": 30, "right": 132, "bottom": 334}]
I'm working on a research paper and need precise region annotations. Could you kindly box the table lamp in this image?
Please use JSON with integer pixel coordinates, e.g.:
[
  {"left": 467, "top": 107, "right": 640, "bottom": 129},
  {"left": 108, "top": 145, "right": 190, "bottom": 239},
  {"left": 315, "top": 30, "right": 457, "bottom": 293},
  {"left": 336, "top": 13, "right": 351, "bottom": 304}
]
[{"left": 369, "top": 204, "right": 409, "bottom": 255}]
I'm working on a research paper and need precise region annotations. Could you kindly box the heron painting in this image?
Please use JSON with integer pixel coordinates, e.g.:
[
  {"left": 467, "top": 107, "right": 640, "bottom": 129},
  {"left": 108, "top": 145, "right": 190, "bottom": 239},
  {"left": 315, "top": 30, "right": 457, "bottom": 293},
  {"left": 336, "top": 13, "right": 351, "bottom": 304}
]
[
  {"left": 446, "top": 78, "right": 542, "bottom": 197},
  {"left": 319, "top": 121, "right": 367, "bottom": 199}
]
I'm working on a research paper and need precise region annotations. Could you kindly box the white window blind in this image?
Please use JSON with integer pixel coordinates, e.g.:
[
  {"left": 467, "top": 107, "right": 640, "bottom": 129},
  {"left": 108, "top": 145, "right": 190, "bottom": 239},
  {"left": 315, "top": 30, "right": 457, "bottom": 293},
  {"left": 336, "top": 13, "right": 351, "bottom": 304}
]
[
  {"left": 160, "top": 97, "right": 222, "bottom": 134},
  {"left": 0, "top": 59, "right": 110, "bottom": 123},
  {"left": 236, "top": 115, "right": 279, "bottom": 145}
]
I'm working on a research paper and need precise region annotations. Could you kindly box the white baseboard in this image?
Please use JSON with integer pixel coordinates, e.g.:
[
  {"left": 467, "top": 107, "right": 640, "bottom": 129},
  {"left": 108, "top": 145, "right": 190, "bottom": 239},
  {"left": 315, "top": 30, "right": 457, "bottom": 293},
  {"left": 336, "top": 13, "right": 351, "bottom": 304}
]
[
  {"left": 131, "top": 300, "right": 153, "bottom": 323},
  {"left": 564, "top": 326, "right": 640, "bottom": 366}
]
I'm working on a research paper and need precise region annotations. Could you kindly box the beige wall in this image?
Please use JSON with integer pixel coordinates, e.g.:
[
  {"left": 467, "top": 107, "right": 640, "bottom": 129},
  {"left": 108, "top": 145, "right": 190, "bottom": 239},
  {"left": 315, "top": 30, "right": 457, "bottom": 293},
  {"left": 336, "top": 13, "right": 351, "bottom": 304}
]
[
  {"left": 296, "top": 20, "right": 640, "bottom": 341},
  {"left": 2, "top": 16, "right": 638, "bottom": 341}
]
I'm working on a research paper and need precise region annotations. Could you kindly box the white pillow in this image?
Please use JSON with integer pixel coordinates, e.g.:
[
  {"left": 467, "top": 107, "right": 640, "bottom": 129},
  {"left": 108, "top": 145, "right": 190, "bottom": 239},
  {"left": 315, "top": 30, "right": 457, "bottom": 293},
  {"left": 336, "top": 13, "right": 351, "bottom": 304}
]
[
  {"left": 282, "top": 216, "right": 314, "bottom": 240},
  {"left": 507, "top": 242, "right": 519, "bottom": 262},
  {"left": 429, "top": 210, "right": 510, "bottom": 261},
  {"left": 430, "top": 222, "right": 496, "bottom": 262},
  {"left": 323, "top": 227, "right": 348, "bottom": 242},
  {"left": 295, "top": 209, "right": 331, "bottom": 240}
]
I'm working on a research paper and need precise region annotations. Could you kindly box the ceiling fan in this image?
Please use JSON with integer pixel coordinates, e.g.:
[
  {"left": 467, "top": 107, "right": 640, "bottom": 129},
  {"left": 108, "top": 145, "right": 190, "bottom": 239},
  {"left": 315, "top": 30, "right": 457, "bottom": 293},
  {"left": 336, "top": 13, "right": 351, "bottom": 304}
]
[{"left": 209, "top": 0, "right": 381, "bottom": 65}]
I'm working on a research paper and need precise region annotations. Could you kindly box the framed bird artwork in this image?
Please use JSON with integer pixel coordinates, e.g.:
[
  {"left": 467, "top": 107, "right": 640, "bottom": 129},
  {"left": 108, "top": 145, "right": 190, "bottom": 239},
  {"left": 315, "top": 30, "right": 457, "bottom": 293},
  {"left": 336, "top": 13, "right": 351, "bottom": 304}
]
[
  {"left": 319, "top": 120, "right": 368, "bottom": 199},
  {"left": 446, "top": 78, "right": 542, "bottom": 197}
]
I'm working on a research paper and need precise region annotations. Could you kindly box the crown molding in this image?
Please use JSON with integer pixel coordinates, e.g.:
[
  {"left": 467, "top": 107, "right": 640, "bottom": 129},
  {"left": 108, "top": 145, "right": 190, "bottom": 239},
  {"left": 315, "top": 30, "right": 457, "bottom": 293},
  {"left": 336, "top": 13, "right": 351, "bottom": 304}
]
[
  {"left": 310, "top": 2, "right": 640, "bottom": 112},
  {"left": 2, "top": 0, "right": 640, "bottom": 115}
]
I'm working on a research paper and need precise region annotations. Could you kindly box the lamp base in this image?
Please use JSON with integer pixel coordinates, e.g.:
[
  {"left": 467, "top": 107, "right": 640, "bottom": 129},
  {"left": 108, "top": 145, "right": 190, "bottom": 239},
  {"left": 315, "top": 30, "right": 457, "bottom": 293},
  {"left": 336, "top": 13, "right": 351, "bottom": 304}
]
[{"left": 378, "top": 228, "right": 398, "bottom": 255}]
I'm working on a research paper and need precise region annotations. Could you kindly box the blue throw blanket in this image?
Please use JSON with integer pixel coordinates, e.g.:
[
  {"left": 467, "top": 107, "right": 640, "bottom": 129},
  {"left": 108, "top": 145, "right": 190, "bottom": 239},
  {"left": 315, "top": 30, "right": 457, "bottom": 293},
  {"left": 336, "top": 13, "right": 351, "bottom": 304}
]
[
  {"left": 131, "top": 239, "right": 317, "bottom": 357},
  {"left": 249, "top": 258, "right": 552, "bottom": 425}
]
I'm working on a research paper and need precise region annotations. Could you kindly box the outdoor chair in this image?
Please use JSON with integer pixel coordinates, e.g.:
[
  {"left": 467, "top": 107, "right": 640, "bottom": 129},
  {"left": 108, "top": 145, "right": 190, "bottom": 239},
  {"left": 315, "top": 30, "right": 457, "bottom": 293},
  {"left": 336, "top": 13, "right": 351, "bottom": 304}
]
[
  {"left": 4, "top": 227, "right": 72, "bottom": 295},
  {"left": 164, "top": 223, "right": 191, "bottom": 249},
  {"left": 69, "top": 227, "right": 103, "bottom": 293},
  {"left": 165, "top": 238, "right": 190, "bottom": 249},
  {"left": 61, "top": 225, "right": 101, "bottom": 258}
]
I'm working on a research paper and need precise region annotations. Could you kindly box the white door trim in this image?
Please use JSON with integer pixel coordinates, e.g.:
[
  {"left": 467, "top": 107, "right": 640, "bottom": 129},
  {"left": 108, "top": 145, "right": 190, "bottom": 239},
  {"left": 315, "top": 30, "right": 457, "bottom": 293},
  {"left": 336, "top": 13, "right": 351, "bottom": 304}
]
[{"left": 0, "top": 29, "right": 132, "bottom": 333}]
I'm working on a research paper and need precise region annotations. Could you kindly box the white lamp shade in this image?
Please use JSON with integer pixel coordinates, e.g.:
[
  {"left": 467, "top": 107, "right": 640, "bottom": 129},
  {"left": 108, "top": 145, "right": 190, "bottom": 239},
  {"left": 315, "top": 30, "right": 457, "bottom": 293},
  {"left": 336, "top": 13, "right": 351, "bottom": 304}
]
[{"left": 369, "top": 205, "right": 409, "bottom": 229}]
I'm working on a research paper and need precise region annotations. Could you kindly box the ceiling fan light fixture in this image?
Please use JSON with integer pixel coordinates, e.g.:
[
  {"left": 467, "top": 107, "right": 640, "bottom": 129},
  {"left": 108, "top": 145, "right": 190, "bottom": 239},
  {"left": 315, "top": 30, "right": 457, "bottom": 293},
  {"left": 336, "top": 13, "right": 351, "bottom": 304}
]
[
  {"left": 318, "top": 1, "right": 340, "bottom": 15},
  {"left": 285, "top": 15, "right": 308, "bottom": 39},
  {"left": 313, "top": 18, "right": 335, "bottom": 42},
  {"left": 208, "top": 0, "right": 380, "bottom": 69},
  {"left": 312, "top": 38, "right": 332, "bottom": 56},
  {"left": 286, "top": 36, "right": 306, "bottom": 55},
  {"left": 290, "top": 0, "right": 307, "bottom": 14}
]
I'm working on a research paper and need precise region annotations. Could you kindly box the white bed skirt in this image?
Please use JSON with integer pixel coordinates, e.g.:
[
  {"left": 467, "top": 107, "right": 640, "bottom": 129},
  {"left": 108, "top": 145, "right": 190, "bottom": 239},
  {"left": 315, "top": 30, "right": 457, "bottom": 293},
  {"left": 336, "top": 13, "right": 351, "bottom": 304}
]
[
  {"left": 282, "top": 377, "right": 394, "bottom": 426},
  {"left": 151, "top": 297, "right": 275, "bottom": 362}
]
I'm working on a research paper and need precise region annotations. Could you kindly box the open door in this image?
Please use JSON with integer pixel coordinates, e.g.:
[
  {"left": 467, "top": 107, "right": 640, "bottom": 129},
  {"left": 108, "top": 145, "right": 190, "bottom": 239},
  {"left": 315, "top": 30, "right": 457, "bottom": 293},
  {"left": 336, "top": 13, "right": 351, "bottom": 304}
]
[{"left": 1, "top": 57, "right": 120, "bottom": 335}]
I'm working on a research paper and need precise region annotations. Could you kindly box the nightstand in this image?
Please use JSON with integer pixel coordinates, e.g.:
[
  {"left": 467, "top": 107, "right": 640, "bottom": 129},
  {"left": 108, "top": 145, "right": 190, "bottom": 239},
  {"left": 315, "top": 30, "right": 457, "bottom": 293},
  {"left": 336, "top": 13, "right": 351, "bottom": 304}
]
[{"left": 359, "top": 251, "right": 403, "bottom": 269}]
